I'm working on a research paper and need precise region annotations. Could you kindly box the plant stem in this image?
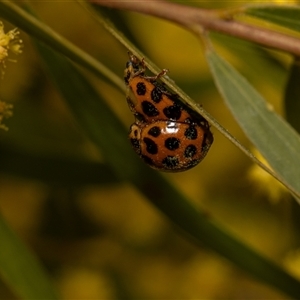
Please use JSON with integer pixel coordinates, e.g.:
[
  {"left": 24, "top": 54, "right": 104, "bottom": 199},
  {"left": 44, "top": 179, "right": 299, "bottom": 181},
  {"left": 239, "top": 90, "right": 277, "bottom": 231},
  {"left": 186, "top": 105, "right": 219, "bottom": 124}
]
[{"left": 91, "top": 0, "right": 300, "bottom": 56}]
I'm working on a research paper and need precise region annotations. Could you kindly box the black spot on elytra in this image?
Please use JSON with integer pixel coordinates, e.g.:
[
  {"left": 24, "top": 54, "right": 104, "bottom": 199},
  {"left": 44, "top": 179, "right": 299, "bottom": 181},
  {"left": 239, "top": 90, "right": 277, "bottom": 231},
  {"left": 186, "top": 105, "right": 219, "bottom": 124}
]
[
  {"left": 142, "top": 101, "right": 159, "bottom": 117},
  {"left": 163, "top": 104, "right": 182, "bottom": 120},
  {"left": 151, "top": 86, "right": 163, "bottom": 103},
  {"left": 185, "top": 126, "right": 198, "bottom": 140},
  {"left": 184, "top": 144, "right": 197, "bottom": 158},
  {"left": 165, "top": 137, "right": 180, "bottom": 150},
  {"left": 166, "top": 91, "right": 179, "bottom": 101},
  {"left": 162, "top": 156, "right": 179, "bottom": 168},
  {"left": 130, "top": 138, "right": 140, "bottom": 149},
  {"left": 134, "top": 112, "right": 146, "bottom": 123},
  {"left": 141, "top": 155, "right": 154, "bottom": 166},
  {"left": 143, "top": 137, "right": 158, "bottom": 154},
  {"left": 136, "top": 82, "right": 147, "bottom": 95},
  {"left": 148, "top": 126, "right": 161, "bottom": 137},
  {"left": 188, "top": 159, "right": 200, "bottom": 168}
]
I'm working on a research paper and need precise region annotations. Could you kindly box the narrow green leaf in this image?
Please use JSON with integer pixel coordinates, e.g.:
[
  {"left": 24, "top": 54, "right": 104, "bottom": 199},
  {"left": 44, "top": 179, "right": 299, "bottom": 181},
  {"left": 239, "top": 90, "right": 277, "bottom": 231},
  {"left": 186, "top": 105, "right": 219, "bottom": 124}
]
[
  {"left": 35, "top": 41, "right": 300, "bottom": 298},
  {"left": 245, "top": 5, "right": 300, "bottom": 32},
  {"left": 0, "top": 215, "right": 58, "bottom": 299},
  {"left": 206, "top": 49, "right": 300, "bottom": 200},
  {"left": 0, "top": 143, "right": 119, "bottom": 185}
]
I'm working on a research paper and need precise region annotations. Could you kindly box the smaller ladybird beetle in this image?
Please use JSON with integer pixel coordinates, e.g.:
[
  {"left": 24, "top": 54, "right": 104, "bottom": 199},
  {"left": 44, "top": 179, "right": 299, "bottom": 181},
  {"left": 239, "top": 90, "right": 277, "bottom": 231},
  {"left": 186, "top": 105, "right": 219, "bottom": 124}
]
[{"left": 124, "top": 52, "right": 213, "bottom": 172}]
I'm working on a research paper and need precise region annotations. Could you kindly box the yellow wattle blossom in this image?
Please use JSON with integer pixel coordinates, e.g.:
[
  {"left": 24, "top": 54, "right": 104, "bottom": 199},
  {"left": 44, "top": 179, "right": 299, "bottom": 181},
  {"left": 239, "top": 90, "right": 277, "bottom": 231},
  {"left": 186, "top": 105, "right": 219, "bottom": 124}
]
[
  {"left": 0, "top": 21, "right": 22, "bottom": 130},
  {"left": 0, "top": 21, "right": 22, "bottom": 66},
  {"left": 0, "top": 101, "right": 13, "bottom": 131},
  {"left": 247, "top": 149, "right": 288, "bottom": 203}
]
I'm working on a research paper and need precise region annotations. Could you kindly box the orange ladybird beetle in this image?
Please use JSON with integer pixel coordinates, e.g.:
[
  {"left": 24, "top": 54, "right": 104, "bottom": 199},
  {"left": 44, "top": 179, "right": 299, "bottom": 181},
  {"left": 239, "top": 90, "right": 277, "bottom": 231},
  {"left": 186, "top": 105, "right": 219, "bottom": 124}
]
[{"left": 124, "top": 52, "right": 213, "bottom": 172}]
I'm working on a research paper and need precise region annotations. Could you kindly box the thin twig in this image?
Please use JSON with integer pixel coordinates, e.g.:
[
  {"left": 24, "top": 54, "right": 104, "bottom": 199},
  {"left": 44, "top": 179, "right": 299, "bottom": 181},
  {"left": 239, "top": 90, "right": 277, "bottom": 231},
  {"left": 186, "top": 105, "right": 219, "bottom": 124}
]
[{"left": 92, "top": 0, "right": 300, "bottom": 56}]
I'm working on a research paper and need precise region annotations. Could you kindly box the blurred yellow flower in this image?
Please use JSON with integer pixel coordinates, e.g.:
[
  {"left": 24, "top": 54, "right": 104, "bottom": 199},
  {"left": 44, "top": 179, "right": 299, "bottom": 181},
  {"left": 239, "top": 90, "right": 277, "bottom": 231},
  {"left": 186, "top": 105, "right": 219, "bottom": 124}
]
[
  {"left": 0, "top": 21, "right": 22, "bottom": 130},
  {"left": 0, "top": 100, "right": 13, "bottom": 131},
  {"left": 247, "top": 148, "right": 288, "bottom": 203},
  {"left": 0, "top": 21, "right": 22, "bottom": 67}
]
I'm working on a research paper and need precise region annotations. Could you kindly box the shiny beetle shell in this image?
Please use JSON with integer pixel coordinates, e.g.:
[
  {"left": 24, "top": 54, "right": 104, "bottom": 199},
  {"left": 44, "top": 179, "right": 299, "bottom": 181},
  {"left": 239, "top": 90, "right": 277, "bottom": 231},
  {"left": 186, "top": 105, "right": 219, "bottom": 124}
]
[
  {"left": 124, "top": 52, "right": 213, "bottom": 172},
  {"left": 129, "top": 120, "right": 213, "bottom": 172}
]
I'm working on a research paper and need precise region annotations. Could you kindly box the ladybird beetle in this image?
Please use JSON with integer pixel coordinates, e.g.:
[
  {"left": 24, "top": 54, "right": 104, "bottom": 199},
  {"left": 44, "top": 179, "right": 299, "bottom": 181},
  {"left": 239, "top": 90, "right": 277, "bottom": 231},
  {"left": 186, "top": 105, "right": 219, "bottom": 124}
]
[{"left": 124, "top": 52, "right": 213, "bottom": 172}]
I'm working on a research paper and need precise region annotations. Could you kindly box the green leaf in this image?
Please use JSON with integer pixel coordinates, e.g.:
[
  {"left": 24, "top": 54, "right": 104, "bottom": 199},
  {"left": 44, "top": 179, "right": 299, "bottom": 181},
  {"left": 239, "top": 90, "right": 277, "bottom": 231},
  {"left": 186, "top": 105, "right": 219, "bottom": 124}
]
[
  {"left": 245, "top": 5, "right": 300, "bottom": 32},
  {"left": 0, "top": 215, "right": 58, "bottom": 299},
  {"left": 206, "top": 49, "right": 300, "bottom": 200},
  {"left": 35, "top": 41, "right": 300, "bottom": 298},
  {"left": 0, "top": 143, "right": 119, "bottom": 185}
]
